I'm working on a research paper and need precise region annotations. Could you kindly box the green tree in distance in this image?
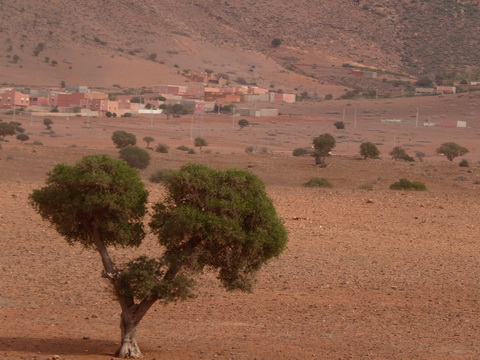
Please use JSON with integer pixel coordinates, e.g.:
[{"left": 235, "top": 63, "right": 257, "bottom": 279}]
[
  {"left": 194, "top": 137, "right": 208, "bottom": 152},
  {"left": 436, "top": 142, "right": 468, "bottom": 161},
  {"left": 112, "top": 130, "right": 136, "bottom": 148},
  {"left": 30, "top": 157, "right": 287, "bottom": 358},
  {"left": 359, "top": 142, "right": 380, "bottom": 160},
  {"left": 238, "top": 118, "right": 249, "bottom": 130},
  {"left": 312, "top": 133, "right": 336, "bottom": 167}
]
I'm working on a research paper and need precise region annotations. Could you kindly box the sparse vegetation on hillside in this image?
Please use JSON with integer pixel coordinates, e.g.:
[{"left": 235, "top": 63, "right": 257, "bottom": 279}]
[
  {"left": 360, "top": 142, "right": 380, "bottom": 160},
  {"left": 312, "top": 133, "right": 336, "bottom": 167},
  {"left": 390, "top": 178, "right": 427, "bottom": 191},
  {"left": 119, "top": 146, "right": 151, "bottom": 169},
  {"left": 112, "top": 130, "right": 136, "bottom": 148}
]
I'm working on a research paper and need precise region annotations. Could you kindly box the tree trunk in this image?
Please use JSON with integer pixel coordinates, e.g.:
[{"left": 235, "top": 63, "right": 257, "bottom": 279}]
[{"left": 116, "top": 311, "right": 142, "bottom": 358}]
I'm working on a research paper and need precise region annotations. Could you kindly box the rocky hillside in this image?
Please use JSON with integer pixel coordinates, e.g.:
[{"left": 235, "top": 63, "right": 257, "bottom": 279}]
[{"left": 0, "top": 0, "right": 479, "bottom": 88}]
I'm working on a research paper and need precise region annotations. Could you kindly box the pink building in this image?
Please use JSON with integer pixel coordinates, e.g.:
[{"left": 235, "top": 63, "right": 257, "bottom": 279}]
[{"left": 0, "top": 89, "right": 30, "bottom": 109}]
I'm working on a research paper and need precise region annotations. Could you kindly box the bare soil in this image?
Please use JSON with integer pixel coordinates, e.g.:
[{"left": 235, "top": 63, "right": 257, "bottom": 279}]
[{"left": 0, "top": 94, "right": 479, "bottom": 359}]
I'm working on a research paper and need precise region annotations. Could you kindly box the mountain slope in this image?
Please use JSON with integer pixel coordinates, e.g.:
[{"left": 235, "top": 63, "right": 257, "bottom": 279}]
[{"left": 0, "top": 0, "right": 479, "bottom": 89}]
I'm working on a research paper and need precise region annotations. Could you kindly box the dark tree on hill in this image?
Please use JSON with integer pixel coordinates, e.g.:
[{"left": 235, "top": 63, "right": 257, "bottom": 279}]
[
  {"left": 112, "top": 130, "right": 136, "bottom": 148},
  {"left": 0, "top": 122, "right": 16, "bottom": 139},
  {"left": 30, "top": 156, "right": 287, "bottom": 358},
  {"left": 16, "top": 133, "right": 29, "bottom": 143},
  {"left": 271, "top": 38, "right": 282, "bottom": 47},
  {"left": 389, "top": 146, "right": 406, "bottom": 160},
  {"left": 312, "top": 133, "right": 336, "bottom": 167},
  {"left": 119, "top": 146, "right": 151, "bottom": 169},
  {"left": 194, "top": 137, "right": 208, "bottom": 152},
  {"left": 436, "top": 142, "right": 468, "bottom": 161},
  {"left": 238, "top": 118, "right": 249, "bottom": 130},
  {"left": 360, "top": 142, "right": 380, "bottom": 159},
  {"left": 143, "top": 136, "right": 155, "bottom": 148},
  {"left": 43, "top": 118, "right": 53, "bottom": 130}
]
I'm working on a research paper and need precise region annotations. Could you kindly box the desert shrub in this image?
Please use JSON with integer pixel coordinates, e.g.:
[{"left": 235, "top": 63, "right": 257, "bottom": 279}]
[
  {"left": 194, "top": 137, "right": 208, "bottom": 151},
  {"left": 302, "top": 177, "right": 333, "bottom": 188},
  {"left": 176, "top": 145, "right": 190, "bottom": 152},
  {"left": 334, "top": 121, "right": 345, "bottom": 130},
  {"left": 271, "top": 38, "right": 282, "bottom": 47},
  {"left": 112, "top": 130, "right": 136, "bottom": 148},
  {"left": 187, "top": 148, "right": 196, "bottom": 154},
  {"left": 259, "top": 147, "right": 269, "bottom": 155},
  {"left": 143, "top": 136, "right": 155, "bottom": 148},
  {"left": 16, "top": 133, "right": 29, "bottom": 143},
  {"left": 245, "top": 146, "right": 254, "bottom": 154},
  {"left": 122, "top": 113, "right": 133, "bottom": 118},
  {"left": 358, "top": 184, "right": 374, "bottom": 190},
  {"left": 155, "top": 144, "right": 169, "bottom": 153},
  {"left": 43, "top": 118, "right": 53, "bottom": 130},
  {"left": 32, "top": 140, "right": 43, "bottom": 146},
  {"left": 360, "top": 142, "right": 380, "bottom": 159},
  {"left": 389, "top": 178, "right": 427, "bottom": 191},
  {"left": 149, "top": 168, "right": 175, "bottom": 183},
  {"left": 459, "top": 159, "right": 470, "bottom": 167},
  {"left": 389, "top": 146, "right": 406, "bottom": 160},
  {"left": 454, "top": 176, "right": 468, "bottom": 182},
  {"left": 401, "top": 154, "right": 415, "bottom": 162},
  {"left": 119, "top": 145, "right": 151, "bottom": 169},
  {"left": 238, "top": 119, "right": 249, "bottom": 129},
  {"left": 312, "top": 133, "right": 336, "bottom": 167},
  {"left": 324, "top": 93, "right": 333, "bottom": 100},
  {"left": 292, "top": 148, "right": 309, "bottom": 156},
  {"left": 415, "top": 151, "right": 426, "bottom": 162}
]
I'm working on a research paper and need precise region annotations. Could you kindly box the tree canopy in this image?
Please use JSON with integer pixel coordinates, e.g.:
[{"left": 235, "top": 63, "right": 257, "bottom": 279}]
[
  {"left": 436, "top": 142, "right": 469, "bottom": 161},
  {"left": 29, "top": 156, "right": 287, "bottom": 358},
  {"left": 312, "top": 133, "right": 336, "bottom": 167},
  {"left": 112, "top": 130, "right": 137, "bottom": 148},
  {"left": 119, "top": 145, "right": 151, "bottom": 169},
  {"left": 359, "top": 142, "right": 380, "bottom": 160}
]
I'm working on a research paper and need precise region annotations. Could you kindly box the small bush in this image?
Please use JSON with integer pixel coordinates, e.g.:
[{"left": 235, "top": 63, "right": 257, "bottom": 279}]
[
  {"left": 32, "top": 141, "right": 43, "bottom": 146},
  {"left": 358, "top": 184, "right": 374, "bottom": 190},
  {"left": 459, "top": 159, "right": 470, "bottom": 167},
  {"left": 400, "top": 154, "right": 415, "bottom": 162},
  {"left": 149, "top": 168, "right": 175, "bottom": 183},
  {"left": 292, "top": 148, "right": 309, "bottom": 156},
  {"left": 389, "top": 178, "right": 427, "bottom": 191},
  {"left": 334, "top": 121, "right": 345, "bottom": 130},
  {"left": 176, "top": 145, "right": 190, "bottom": 152},
  {"left": 155, "top": 144, "right": 169, "bottom": 153},
  {"left": 303, "top": 177, "right": 333, "bottom": 188},
  {"left": 187, "top": 148, "right": 196, "bottom": 154},
  {"left": 119, "top": 145, "right": 151, "bottom": 169},
  {"left": 245, "top": 146, "right": 254, "bottom": 154}
]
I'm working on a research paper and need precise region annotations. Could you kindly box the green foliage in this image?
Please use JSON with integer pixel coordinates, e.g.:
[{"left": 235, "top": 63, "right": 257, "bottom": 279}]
[
  {"left": 149, "top": 168, "right": 176, "bottom": 184},
  {"left": 238, "top": 119, "right": 249, "bottom": 129},
  {"left": 29, "top": 154, "right": 148, "bottom": 249},
  {"left": 16, "top": 133, "right": 29, "bottom": 143},
  {"left": 155, "top": 143, "right": 169, "bottom": 153},
  {"left": 302, "top": 177, "right": 333, "bottom": 188},
  {"left": 143, "top": 136, "right": 155, "bottom": 147},
  {"left": 436, "top": 142, "right": 469, "bottom": 161},
  {"left": 120, "top": 256, "right": 195, "bottom": 302},
  {"left": 271, "top": 38, "right": 282, "bottom": 47},
  {"left": 149, "top": 163, "right": 288, "bottom": 292},
  {"left": 119, "top": 146, "right": 151, "bottom": 169},
  {"left": 360, "top": 142, "right": 380, "bottom": 159},
  {"left": 121, "top": 112, "right": 133, "bottom": 118},
  {"left": 401, "top": 154, "right": 415, "bottom": 162},
  {"left": 194, "top": 137, "right": 208, "bottom": 151},
  {"left": 389, "top": 146, "right": 406, "bottom": 160},
  {"left": 459, "top": 159, "right": 470, "bottom": 167},
  {"left": 312, "top": 133, "right": 336, "bottom": 167},
  {"left": 0, "top": 122, "right": 16, "bottom": 139},
  {"left": 292, "top": 148, "right": 309, "bottom": 157},
  {"left": 112, "top": 130, "right": 136, "bottom": 148},
  {"left": 390, "top": 178, "right": 427, "bottom": 191},
  {"left": 334, "top": 121, "right": 345, "bottom": 130}
]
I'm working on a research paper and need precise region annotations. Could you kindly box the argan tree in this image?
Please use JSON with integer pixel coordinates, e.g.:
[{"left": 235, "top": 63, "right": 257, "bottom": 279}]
[
  {"left": 112, "top": 130, "right": 136, "bottom": 148},
  {"left": 238, "top": 118, "right": 249, "bottom": 130},
  {"left": 359, "top": 142, "right": 380, "bottom": 159},
  {"left": 30, "top": 157, "right": 287, "bottom": 358},
  {"left": 436, "top": 142, "right": 469, "bottom": 161},
  {"left": 143, "top": 136, "right": 155, "bottom": 148},
  {"left": 312, "top": 133, "right": 336, "bottom": 167},
  {"left": 0, "top": 121, "right": 16, "bottom": 139},
  {"left": 119, "top": 145, "right": 151, "bottom": 169},
  {"left": 43, "top": 118, "right": 53, "bottom": 130},
  {"left": 333, "top": 121, "right": 345, "bottom": 130},
  {"left": 194, "top": 137, "right": 208, "bottom": 152},
  {"left": 389, "top": 146, "right": 406, "bottom": 160},
  {"left": 16, "top": 133, "right": 29, "bottom": 143}
]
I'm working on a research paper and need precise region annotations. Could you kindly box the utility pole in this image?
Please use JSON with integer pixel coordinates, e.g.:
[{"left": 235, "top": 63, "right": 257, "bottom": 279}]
[
  {"left": 342, "top": 107, "right": 345, "bottom": 122},
  {"left": 415, "top": 107, "right": 419, "bottom": 127},
  {"left": 354, "top": 105, "right": 357, "bottom": 129}
]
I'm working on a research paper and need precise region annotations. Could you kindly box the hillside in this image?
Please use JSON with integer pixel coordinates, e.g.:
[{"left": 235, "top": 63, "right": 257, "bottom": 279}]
[{"left": 0, "top": 0, "right": 479, "bottom": 90}]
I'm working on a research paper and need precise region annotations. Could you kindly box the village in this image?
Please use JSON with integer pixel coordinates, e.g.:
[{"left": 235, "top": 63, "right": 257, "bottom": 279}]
[{"left": 0, "top": 70, "right": 297, "bottom": 119}]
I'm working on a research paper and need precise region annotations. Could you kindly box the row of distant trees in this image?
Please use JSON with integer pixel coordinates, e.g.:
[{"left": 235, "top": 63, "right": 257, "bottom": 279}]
[{"left": 295, "top": 133, "right": 469, "bottom": 167}]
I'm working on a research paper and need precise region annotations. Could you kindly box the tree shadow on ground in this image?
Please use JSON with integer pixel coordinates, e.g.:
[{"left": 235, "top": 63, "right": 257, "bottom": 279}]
[{"left": 0, "top": 336, "right": 118, "bottom": 357}]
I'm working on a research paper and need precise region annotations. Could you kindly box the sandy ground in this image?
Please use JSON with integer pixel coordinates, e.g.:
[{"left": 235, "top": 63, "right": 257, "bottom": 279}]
[{"left": 0, "top": 94, "right": 479, "bottom": 359}]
